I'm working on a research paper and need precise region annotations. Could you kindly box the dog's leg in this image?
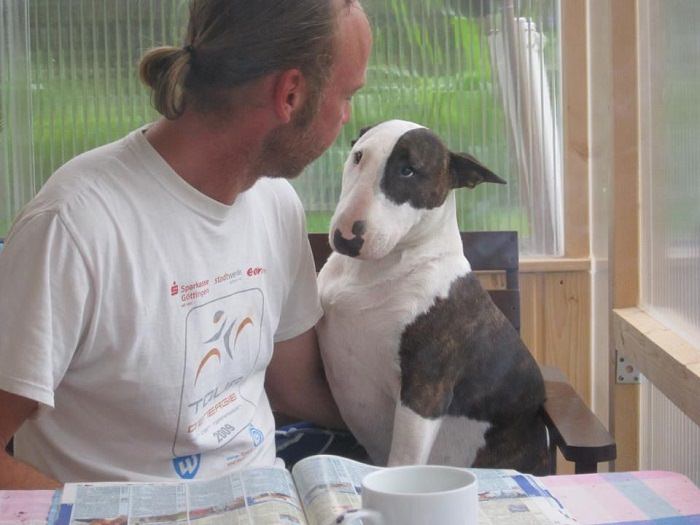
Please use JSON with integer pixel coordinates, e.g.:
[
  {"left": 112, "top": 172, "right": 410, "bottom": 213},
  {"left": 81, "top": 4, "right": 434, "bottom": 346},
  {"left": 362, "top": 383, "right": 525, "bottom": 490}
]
[{"left": 387, "top": 403, "right": 443, "bottom": 466}]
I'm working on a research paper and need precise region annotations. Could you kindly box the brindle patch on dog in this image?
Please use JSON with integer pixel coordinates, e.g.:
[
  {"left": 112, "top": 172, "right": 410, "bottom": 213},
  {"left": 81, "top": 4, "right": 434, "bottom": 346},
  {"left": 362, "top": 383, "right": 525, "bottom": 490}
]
[
  {"left": 381, "top": 128, "right": 452, "bottom": 210},
  {"left": 398, "top": 272, "right": 549, "bottom": 473},
  {"left": 473, "top": 412, "right": 550, "bottom": 475}
]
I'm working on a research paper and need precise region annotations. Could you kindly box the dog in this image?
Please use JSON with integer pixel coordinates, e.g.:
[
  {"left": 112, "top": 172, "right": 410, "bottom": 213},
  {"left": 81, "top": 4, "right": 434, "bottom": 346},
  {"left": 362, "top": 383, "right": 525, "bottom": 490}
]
[{"left": 316, "top": 120, "right": 549, "bottom": 474}]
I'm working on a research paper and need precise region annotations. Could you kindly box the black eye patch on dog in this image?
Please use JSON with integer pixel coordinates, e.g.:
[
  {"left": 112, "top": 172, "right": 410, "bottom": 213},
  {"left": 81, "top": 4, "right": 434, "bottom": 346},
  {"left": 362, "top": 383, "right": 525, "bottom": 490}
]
[{"left": 380, "top": 128, "right": 451, "bottom": 209}]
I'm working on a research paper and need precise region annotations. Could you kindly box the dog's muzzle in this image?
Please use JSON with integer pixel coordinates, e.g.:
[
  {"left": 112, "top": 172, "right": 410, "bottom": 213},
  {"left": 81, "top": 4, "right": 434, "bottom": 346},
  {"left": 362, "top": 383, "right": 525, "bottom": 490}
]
[{"left": 332, "top": 220, "right": 366, "bottom": 257}]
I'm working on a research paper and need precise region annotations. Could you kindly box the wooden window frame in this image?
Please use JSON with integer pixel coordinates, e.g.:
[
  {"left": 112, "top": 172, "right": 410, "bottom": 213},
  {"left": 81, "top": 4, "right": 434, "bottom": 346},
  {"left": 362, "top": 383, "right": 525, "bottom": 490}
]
[
  {"left": 613, "top": 308, "right": 700, "bottom": 426},
  {"left": 609, "top": 0, "right": 700, "bottom": 470},
  {"left": 519, "top": 0, "right": 590, "bottom": 269}
]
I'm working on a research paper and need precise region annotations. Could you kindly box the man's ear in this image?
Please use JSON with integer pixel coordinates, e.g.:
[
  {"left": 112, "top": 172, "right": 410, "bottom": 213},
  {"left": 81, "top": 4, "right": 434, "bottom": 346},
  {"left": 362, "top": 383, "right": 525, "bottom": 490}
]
[
  {"left": 351, "top": 124, "right": 375, "bottom": 146},
  {"left": 272, "top": 69, "right": 306, "bottom": 123},
  {"left": 450, "top": 152, "right": 507, "bottom": 189}
]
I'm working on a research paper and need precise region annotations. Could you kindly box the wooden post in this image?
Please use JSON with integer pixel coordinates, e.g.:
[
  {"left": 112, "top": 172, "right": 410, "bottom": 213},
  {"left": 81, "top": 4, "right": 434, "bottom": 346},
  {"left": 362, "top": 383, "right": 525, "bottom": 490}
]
[
  {"left": 562, "top": 0, "right": 590, "bottom": 259},
  {"left": 609, "top": 0, "right": 640, "bottom": 472}
]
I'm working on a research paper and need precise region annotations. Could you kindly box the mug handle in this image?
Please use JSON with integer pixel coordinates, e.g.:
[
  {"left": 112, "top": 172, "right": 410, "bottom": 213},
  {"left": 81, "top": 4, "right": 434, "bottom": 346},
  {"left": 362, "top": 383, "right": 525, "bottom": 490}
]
[{"left": 331, "top": 508, "right": 384, "bottom": 525}]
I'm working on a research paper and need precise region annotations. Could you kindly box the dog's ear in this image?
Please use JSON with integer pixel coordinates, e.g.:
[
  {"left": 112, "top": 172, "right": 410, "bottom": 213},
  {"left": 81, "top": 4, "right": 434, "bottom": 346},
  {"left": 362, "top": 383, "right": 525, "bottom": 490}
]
[
  {"left": 449, "top": 152, "right": 507, "bottom": 189},
  {"left": 351, "top": 125, "right": 375, "bottom": 147}
]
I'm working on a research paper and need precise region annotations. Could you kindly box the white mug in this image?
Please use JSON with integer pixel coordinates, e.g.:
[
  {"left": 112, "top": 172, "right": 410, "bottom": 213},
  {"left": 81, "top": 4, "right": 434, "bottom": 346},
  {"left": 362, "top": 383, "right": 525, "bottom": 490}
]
[{"left": 337, "top": 465, "right": 478, "bottom": 525}]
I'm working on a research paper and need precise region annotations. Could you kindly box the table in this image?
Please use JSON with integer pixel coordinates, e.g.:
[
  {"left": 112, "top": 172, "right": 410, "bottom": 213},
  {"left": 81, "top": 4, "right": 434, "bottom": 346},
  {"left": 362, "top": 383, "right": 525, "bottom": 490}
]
[
  {"left": 539, "top": 470, "right": 700, "bottom": 525},
  {"left": 1, "top": 470, "right": 698, "bottom": 525}
]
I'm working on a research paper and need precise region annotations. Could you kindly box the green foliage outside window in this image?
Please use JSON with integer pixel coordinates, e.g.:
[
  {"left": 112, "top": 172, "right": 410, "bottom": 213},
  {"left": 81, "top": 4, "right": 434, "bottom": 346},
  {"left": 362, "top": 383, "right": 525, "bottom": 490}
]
[{"left": 1, "top": 1, "right": 561, "bottom": 254}]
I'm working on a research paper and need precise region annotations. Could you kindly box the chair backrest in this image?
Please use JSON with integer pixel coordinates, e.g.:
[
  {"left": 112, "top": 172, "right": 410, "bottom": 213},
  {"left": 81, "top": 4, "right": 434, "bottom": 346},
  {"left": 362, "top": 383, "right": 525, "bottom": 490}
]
[{"left": 307, "top": 230, "right": 521, "bottom": 331}]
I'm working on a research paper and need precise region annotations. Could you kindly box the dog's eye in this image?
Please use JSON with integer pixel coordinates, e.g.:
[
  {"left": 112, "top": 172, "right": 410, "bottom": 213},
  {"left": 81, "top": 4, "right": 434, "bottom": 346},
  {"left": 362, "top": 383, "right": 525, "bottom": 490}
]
[
  {"left": 400, "top": 166, "right": 414, "bottom": 177},
  {"left": 353, "top": 150, "right": 363, "bottom": 164}
]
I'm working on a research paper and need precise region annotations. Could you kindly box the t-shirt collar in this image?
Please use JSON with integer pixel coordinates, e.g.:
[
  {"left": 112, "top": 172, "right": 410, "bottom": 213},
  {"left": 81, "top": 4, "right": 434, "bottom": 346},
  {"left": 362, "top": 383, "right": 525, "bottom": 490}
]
[{"left": 127, "top": 126, "right": 245, "bottom": 221}]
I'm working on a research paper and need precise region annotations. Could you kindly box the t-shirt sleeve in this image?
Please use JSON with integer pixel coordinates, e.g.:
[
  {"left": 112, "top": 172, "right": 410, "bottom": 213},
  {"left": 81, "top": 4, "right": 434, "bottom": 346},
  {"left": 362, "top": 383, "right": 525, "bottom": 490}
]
[
  {"left": 273, "top": 193, "right": 323, "bottom": 343},
  {"left": 0, "top": 211, "right": 93, "bottom": 408}
]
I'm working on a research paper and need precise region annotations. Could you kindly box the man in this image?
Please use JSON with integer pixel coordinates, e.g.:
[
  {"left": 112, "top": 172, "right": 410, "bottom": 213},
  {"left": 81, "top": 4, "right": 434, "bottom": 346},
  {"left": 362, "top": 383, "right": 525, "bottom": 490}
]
[{"left": 0, "top": 0, "right": 371, "bottom": 488}]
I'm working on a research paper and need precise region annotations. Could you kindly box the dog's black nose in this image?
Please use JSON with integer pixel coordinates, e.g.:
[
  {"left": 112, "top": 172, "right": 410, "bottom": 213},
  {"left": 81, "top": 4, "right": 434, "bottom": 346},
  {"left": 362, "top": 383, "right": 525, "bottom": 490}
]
[{"left": 333, "top": 221, "right": 366, "bottom": 257}]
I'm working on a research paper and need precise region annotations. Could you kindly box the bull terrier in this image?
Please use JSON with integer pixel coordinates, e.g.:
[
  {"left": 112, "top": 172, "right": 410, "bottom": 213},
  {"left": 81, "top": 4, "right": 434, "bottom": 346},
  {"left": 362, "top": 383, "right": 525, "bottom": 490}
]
[{"left": 316, "top": 120, "right": 549, "bottom": 474}]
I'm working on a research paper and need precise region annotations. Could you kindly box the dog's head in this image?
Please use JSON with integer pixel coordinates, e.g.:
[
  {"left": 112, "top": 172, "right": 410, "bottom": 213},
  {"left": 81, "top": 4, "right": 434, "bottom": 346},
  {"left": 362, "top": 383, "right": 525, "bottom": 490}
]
[{"left": 329, "top": 120, "right": 505, "bottom": 259}]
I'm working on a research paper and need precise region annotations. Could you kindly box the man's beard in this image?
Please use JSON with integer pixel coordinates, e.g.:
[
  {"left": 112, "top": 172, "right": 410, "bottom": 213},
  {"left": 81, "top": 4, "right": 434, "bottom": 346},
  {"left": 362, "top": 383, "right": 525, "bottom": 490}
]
[{"left": 258, "top": 95, "right": 326, "bottom": 180}]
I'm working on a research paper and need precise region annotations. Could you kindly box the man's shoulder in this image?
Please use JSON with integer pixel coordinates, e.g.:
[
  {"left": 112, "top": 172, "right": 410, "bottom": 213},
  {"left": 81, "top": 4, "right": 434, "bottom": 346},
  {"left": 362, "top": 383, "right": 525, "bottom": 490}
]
[
  {"left": 10, "top": 130, "right": 147, "bottom": 237},
  {"left": 251, "top": 177, "right": 303, "bottom": 212},
  {"left": 55, "top": 128, "right": 145, "bottom": 186},
  {"left": 254, "top": 176, "right": 297, "bottom": 197},
  {"left": 242, "top": 178, "right": 307, "bottom": 247},
  {"left": 35, "top": 131, "right": 138, "bottom": 201}
]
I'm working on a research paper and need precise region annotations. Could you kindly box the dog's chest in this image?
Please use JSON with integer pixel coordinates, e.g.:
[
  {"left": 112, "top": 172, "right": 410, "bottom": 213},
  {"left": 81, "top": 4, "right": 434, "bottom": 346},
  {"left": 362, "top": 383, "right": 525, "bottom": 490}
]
[
  {"left": 317, "top": 253, "right": 470, "bottom": 459},
  {"left": 318, "top": 253, "right": 470, "bottom": 369}
]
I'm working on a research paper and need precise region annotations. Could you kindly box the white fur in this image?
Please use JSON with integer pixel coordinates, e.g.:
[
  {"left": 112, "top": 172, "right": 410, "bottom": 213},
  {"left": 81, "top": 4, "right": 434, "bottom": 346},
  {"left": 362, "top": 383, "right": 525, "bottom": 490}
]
[
  {"left": 388, "top": 404, "right": 443, "bottom": 466},
  {"left": 331, "top": 120, "right": 426, "bottom": 260},
  {"left": 317, "top": 120, "right": 490, "bottom": 467}
]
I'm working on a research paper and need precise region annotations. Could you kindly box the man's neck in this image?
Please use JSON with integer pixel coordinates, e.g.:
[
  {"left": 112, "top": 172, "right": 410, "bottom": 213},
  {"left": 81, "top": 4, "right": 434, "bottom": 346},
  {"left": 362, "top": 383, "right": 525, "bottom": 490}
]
[{"left": 144, "top": 112, "right": 268, "bottom": 205}]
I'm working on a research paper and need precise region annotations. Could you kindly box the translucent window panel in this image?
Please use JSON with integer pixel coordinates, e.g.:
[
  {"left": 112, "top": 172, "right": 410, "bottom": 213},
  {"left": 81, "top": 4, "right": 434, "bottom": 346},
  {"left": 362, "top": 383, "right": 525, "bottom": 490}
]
[
  {"left": 0, "top": 2, "right": 35, "bottom": 235},
  {"left": 0, "top": 1, "right": 563, "bottom": 255},
  {"left": 0, "top": 0, "right": 177, "bottom": 234},
  {"left": 640, "top": 378, "right": 700, "bottom": 485},
  {"left": 639, "top": 0, "right": 700, "bottom": 341}
]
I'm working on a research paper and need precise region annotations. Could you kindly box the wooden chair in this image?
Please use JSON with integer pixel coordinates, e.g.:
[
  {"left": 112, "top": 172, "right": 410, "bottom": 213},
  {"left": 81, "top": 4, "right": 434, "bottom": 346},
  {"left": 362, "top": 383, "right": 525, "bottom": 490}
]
[{"left": 308, "top": 231, "right": 616, "bottom": 474}]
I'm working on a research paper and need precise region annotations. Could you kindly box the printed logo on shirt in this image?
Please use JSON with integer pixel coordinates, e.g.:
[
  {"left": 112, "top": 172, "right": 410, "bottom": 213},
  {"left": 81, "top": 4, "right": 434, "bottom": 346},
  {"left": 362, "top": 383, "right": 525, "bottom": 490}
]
[
  {"left": 172, "top": 288, "right": 266, "bottom": 459},
  {"left": 246, "top": 267, "right": 266, "bottom": 277},
  {"left": 172, "top": 453, "right": 201, "bottom": 479},
  {"left": 225, "top": 447, "right": 256, "bottom": 468},
  {"left": 173, "top": 269, "right": 248, "bottom": 305},
  {"left": 214, "top": 269, "right": 243, "bottom": 285},
  {"left": 178, "top": 278, "right": 210, "bottom": 304},
  {"left": 249, "top": 425, "right": 264, "bottom": 447}
]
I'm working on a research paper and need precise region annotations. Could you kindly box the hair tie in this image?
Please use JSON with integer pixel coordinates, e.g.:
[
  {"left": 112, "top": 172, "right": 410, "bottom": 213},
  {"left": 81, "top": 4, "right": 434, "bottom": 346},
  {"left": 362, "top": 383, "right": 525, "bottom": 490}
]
[{"left": 183, "top": 44, "right": 195, "bottom": 55}]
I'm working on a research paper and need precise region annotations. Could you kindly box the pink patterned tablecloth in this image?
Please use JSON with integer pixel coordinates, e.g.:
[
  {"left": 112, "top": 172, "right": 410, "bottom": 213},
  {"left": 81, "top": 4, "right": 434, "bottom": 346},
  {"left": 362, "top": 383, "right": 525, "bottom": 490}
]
[
  {"left": 540, "top": 471, "right": 700, "bottom": 525},
  {"left": 0, "top": 490, "right": 57, "bottom": 525}
]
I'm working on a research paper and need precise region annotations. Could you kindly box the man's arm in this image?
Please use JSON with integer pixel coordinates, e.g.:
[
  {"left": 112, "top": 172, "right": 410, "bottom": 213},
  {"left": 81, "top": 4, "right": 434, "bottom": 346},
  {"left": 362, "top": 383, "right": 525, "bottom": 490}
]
[
  {"left": 0, "top": 389, "right": 62, "bottom": 489},
  {"left": 265, "top": 327, "right": 345, "bottom": 429}
]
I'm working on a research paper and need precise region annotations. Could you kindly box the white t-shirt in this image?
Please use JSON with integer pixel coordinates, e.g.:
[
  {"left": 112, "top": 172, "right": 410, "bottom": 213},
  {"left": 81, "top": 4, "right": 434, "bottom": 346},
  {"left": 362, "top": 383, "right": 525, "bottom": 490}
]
[{"left": 0, "top": 128, "right": 323, "bottom": 482}]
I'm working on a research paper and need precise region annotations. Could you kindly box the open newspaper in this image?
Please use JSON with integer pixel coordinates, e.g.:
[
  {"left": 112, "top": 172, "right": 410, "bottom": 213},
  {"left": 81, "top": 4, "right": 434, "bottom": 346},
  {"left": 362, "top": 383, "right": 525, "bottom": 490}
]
[{"left": 54, "top": 455, "right": 576, "bottom": 525}]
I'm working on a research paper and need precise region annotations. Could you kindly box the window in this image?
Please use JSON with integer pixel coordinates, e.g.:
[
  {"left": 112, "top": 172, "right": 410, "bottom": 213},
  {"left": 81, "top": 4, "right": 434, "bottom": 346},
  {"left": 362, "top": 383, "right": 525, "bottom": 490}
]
[
  {"left": 639, "top": 0, "right": 700, "bottom": 342},
  {"left": 1, "top": 0, "right": 562, "bottom": 255},
  {"left": 636, "top": 0, "right": 700, "bottom": 482}
]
